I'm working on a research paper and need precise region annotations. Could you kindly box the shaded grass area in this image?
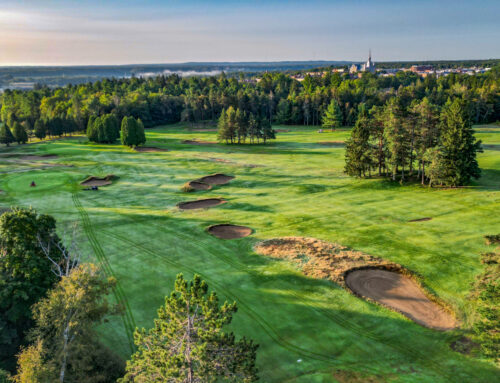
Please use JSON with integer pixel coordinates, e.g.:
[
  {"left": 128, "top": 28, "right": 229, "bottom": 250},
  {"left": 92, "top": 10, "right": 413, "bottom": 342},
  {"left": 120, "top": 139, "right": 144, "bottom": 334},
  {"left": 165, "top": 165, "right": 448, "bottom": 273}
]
[{"left": 0, "top": 124, "right": 499, "bottom": 382}]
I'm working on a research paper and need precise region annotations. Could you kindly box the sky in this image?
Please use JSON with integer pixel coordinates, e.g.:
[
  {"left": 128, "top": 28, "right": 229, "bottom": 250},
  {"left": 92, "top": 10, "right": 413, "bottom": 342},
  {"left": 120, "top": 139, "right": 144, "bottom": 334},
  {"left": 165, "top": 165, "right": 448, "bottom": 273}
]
[{"left": 0, "top": 0, "right": 499, "bottom": 66}]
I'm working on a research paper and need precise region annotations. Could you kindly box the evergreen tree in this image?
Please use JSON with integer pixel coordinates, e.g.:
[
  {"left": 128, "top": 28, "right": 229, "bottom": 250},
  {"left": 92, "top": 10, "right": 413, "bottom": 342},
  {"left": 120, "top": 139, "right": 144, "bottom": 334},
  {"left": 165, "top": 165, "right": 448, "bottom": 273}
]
[
  {"left": 12, "top": 122, "right": 28, "bottom": 144},
  {"left": 321, "top": 100, "right": 343, "bottom": 130},
  {"left": 121, "top": 116, "right": 146, "bottom": 147},
  {"left": 383, "top": 99, "right": 411, "bottom": 181},
  {"left": 260, "top": 117, "right": 275, "bottom": 144},
  {"left": 0, "top": 124, "right": 14, "bottom": 147},
  {"left": 102, "top": 114, "right": 120, "bottom": 143},
  {"left": 412, "top": 98, "right": 439, "bottom": 184},
  {"left": 119, "top": 274, "right": 258, "bottom": 383},
  {"left": 235, "top": 108, "right": 248, "bottom": 144},
  {"left": 437, "top": 98, "right": 482, "bottom": 186},
  {"left": 34, "top": 120, "right": 47, "bottom": 140},
  {"left": 344, "top": 106, "right": 374, "bottom": 177},
  {"left": 86, "top": 116, "right": 98, "bottom": 142}
]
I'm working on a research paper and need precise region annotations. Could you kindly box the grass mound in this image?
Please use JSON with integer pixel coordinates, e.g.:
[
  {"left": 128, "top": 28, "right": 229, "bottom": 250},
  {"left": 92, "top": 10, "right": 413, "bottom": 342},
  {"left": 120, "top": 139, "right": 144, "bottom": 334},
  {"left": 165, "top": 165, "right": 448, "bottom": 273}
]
[
  {"left": 133, "top": 147, "right": 168, "bottom": 152},
  {"left": 207, "top": 224, "right": 252, "bottom": 239},
  {"left": 19, "top": 154, "right": 58, "bottom": 160},
  {"left": 181, "top": 139, "right": 217, "bottom": 145},
  {"left": 177, "top": 198, "right": 226, "bottom": 210},
  {"left": 409, "top": 217, "right": 432, "bottom": 222},
  {"left": 80, "top": 175, "right": 116, "bottom": 187}
]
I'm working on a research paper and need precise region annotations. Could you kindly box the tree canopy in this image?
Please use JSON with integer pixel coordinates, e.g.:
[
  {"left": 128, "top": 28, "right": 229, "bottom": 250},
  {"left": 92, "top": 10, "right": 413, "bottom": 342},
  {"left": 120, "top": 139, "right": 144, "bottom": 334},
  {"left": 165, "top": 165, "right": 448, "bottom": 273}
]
[
  {"left": 120, "top": 274, "right": 259, "bottom": 383},
  {"left": 121, "top": 116, "right": 146, "bottom": 147}
]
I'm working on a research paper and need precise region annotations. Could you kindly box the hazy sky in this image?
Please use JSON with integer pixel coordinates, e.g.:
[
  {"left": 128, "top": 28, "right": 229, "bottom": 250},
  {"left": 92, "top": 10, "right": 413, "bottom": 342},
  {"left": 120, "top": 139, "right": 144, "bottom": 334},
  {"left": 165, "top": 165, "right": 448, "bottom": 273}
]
[{"left": 1, "top": 0, "right": 499, "bottom": 65}]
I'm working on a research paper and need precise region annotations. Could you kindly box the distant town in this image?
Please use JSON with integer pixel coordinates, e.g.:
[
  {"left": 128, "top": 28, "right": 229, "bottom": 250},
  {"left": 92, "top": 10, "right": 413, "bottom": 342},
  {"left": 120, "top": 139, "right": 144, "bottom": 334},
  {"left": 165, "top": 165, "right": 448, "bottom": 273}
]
[{"left": 287, "top": 52, "right": 493, "bottom": 82}]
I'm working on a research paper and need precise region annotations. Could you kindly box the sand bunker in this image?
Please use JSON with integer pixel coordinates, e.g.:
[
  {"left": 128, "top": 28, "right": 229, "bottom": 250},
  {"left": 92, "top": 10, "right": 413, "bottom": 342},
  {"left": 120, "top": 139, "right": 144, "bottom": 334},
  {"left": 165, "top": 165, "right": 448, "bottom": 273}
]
[
  {"left": 177, "top": 198, "right": 226, "bottom": 210},
  {"left": 255, "top": 237, "right": 455, "bottom": 330},
  {"left": 409, "top": 217, "right": 432, "bottom": 222},
  {"left": 134, "top": 147, "right": 168, "bottom": 152},
  {"left": 80, "top": 175, "right": 116, "bottom": 187},
  {"left": 208, "top": 224, "right": 252, "bottom": 239},
  {"left": 345, "top": 269, "right": 455, "bottom": 330},
  {"left": 20, "top": 154, "right": 58, "bottom": 160},
  {"left": 182, "top": 140, "right": 217, "bottom": 145},
  {"left": 187, "top": 181, "right": 212, "bottom": 191},
  {"left": 196, "top": 174, "right": 234, "bottom": 185}
]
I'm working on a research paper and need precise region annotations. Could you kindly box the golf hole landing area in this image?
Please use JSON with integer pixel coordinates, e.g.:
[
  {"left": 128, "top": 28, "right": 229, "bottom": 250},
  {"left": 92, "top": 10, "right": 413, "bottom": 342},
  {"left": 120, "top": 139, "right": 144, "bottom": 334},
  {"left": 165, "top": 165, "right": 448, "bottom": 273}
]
[
  {"left": 177, "top": 198, "right": 226, "bottom": 210},
  {"left": 208, "top": 224, "right": 252, "bottom": 239},
  {"left": 345, "top": 269, "right": 455, "bottom": 330}
]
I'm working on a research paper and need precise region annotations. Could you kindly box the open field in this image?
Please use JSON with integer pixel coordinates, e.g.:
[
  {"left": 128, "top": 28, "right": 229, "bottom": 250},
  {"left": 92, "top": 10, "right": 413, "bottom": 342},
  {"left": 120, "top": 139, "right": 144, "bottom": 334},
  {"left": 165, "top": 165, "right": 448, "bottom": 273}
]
[{"left": 0, "top": 124, "right": 499, "bottom": 382}]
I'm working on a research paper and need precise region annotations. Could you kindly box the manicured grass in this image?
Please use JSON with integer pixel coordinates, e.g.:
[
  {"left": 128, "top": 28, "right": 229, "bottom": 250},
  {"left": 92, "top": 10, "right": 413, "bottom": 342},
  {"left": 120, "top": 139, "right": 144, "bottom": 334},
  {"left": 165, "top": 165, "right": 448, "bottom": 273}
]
[{"left": 1, "top": 124, "right": 499, "bottom": 382}]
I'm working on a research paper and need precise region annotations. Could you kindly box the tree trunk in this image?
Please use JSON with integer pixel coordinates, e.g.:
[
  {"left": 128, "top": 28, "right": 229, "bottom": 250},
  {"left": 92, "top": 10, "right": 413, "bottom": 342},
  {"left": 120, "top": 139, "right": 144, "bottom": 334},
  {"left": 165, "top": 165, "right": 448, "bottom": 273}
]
[{"left": 59, "top": 322, "right": 70, "bottom": 383}]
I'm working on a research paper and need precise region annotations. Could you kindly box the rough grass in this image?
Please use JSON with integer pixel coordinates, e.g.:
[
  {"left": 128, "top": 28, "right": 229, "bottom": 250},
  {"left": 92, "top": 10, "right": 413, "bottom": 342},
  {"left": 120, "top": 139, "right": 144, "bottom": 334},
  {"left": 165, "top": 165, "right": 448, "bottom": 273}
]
[{"left": 0, "top": 123, "right": 499, "bottom": 382}]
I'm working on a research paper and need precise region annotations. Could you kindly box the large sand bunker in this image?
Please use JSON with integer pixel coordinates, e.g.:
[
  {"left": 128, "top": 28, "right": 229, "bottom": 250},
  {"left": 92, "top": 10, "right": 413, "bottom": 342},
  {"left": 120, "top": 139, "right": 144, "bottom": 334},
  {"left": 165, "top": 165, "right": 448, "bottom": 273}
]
[
  {"left": 177, "top": 198, "right": 226, "bottom": 210},
  {"left": 134, "top": 146, "right": 168, "bottom": 152},
  {"left": 208, "top": 224, "right": 252, "bottom": 239},
  {"left": 255, "top": 237, "right": 455, "bottom": 330},
  {"left": 345, "top": 269, "right": 455, "bottom": 330},
  {"left": 80, "top": 175, "right": 116, "bottom": 187},
  {"left": 182, "top": 139, "right": 217, "bottom": 145},
  {"left": 196, "top": 174, "right": 234, "bottom": 185}
]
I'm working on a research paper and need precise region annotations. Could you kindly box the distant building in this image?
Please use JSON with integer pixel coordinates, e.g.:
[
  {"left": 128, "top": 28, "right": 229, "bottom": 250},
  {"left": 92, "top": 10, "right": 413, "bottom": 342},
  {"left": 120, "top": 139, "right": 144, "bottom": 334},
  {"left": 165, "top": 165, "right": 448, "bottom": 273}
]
[{"left": 349, "top": 51, "right": 376, "bottom": 74}]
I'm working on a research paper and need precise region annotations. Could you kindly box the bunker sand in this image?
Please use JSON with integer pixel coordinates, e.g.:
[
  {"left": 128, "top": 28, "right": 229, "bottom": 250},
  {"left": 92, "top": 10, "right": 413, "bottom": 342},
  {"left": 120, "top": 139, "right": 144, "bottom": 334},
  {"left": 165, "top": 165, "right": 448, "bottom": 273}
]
[
  {"left": 177, "top": 198, "right": 226, "bottom": 210},
  {"left": 187, "top": 181, "right": 212, "bottom": 190},
  {"left": 255, "top": 237, "right": 455, "bottom": 330},
  {"left": 80, "top": 175, "right": 116, "bottom": 187},
  {"left": 196, "top": 174, "right": 234, "bottom": 185},
  {"left": 208, "top": 224, "right": 252, "bottom": 239},
  {"left": 346, "top": 269, "right": 455, "bottom": 330}
]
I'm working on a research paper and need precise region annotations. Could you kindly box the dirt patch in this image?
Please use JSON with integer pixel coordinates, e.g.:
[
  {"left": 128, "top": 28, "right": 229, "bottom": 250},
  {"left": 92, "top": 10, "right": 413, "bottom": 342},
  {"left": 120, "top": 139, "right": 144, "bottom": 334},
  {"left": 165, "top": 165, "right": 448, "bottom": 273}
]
[
  {"left": 182, "top": 140, "right": 217, "bottom": 145},
  {"left": 317, "top": 141, "right": 345, "bottom": 147},
  {"left": 188, "top": 181, "right": 211, "bottom": 191},
  {"left": 409, "top": 217, "right": 432, "bottom": 222},
  {"left": 208, "top": 224, "right": 252, "bottom": 239},
  {"left": 450, "top": 336, "right": 479, "bottom": 355},
  {"left": 345, "top": 269, "right": 455, "bottom": 330},
  {"left": 275, "top": 129, "right": 291, "bottom": 132},
  {"left": 191, "top": 129, "right": 218, "bottom": 132},
  {"left": 80, "top": 175, "right": 116, "bottom": 187},
  {"left": 177, "top": 198, "right": 226, "bottom": 210},
  {"left": 134, "top": 146, "right": 168, "bottom": 152},
  {"left": 20, "top": 154, "right": 58, "bottom": 160},
  {"left": 195, "top": 174, "right": 234, "bottom": 185},
  {"left": 254, "top": 237, "right": 455, "bottom": 330}
]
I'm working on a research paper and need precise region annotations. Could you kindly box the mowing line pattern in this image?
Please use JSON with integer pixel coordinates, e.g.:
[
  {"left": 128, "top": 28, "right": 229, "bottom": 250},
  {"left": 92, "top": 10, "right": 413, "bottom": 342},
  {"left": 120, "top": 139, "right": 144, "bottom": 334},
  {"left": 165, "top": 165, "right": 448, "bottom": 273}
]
[{"left": 72, "top": 192, "right": 136, "bottom": 353}]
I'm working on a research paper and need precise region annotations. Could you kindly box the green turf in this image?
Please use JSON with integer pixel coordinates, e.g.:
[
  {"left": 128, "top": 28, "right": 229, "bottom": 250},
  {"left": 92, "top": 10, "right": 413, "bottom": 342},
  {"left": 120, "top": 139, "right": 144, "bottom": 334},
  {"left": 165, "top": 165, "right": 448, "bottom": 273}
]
[{"left": 1, "top": 124, "right": 499, "bottom": 382}]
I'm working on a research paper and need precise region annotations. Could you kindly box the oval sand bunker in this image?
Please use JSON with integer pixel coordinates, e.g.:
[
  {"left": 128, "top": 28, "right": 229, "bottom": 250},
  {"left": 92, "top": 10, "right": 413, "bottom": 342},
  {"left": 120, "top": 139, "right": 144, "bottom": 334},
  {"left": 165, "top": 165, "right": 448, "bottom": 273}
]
[
  {"left": 196, "top": 174, "right": 234, "bottom": 185},
  {"left": 188, "top": 181, "right": 211, "bottom": 190},
  {"left": 177, "top": 198, "right": 226, "bottom": 210},
  {"left": 345, "top": 269, "right": 455, "bottom": 330},
  {"left": 208, "top": 224, "right": 252, "bottom": 239}
]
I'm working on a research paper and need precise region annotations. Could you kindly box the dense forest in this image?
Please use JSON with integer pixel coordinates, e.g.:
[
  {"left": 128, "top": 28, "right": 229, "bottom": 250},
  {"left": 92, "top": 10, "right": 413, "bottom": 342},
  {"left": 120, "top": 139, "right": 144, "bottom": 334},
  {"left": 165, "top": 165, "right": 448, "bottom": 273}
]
[{"left": 0, "top": 65, "right": 499, "bottom": 142}]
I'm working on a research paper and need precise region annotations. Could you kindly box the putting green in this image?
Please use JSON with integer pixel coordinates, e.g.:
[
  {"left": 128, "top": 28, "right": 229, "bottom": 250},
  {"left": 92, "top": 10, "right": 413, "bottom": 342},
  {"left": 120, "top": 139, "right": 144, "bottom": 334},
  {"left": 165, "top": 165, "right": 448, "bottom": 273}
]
[{"left": 0, "top": 124, "right": 499, "bottom": 382}]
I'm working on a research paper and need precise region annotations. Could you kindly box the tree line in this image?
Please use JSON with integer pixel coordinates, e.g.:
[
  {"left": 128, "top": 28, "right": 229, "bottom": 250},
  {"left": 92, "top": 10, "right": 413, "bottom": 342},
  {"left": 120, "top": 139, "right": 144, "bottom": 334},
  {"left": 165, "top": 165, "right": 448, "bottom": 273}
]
[
  {"left": 86, "top": 114, "right": 146, "bottom": 147},
  {"left": 0, "top": 209, "right": 258, "bottom": 383},
  {"left": 0, "top": 65, "right": 498, "bottom": 145},
  {"left": 344, "top": 97, "right": 482, "bottom": 186},
  {"left": 217, "top": 106, "right": 275, "bottom": 144}
]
